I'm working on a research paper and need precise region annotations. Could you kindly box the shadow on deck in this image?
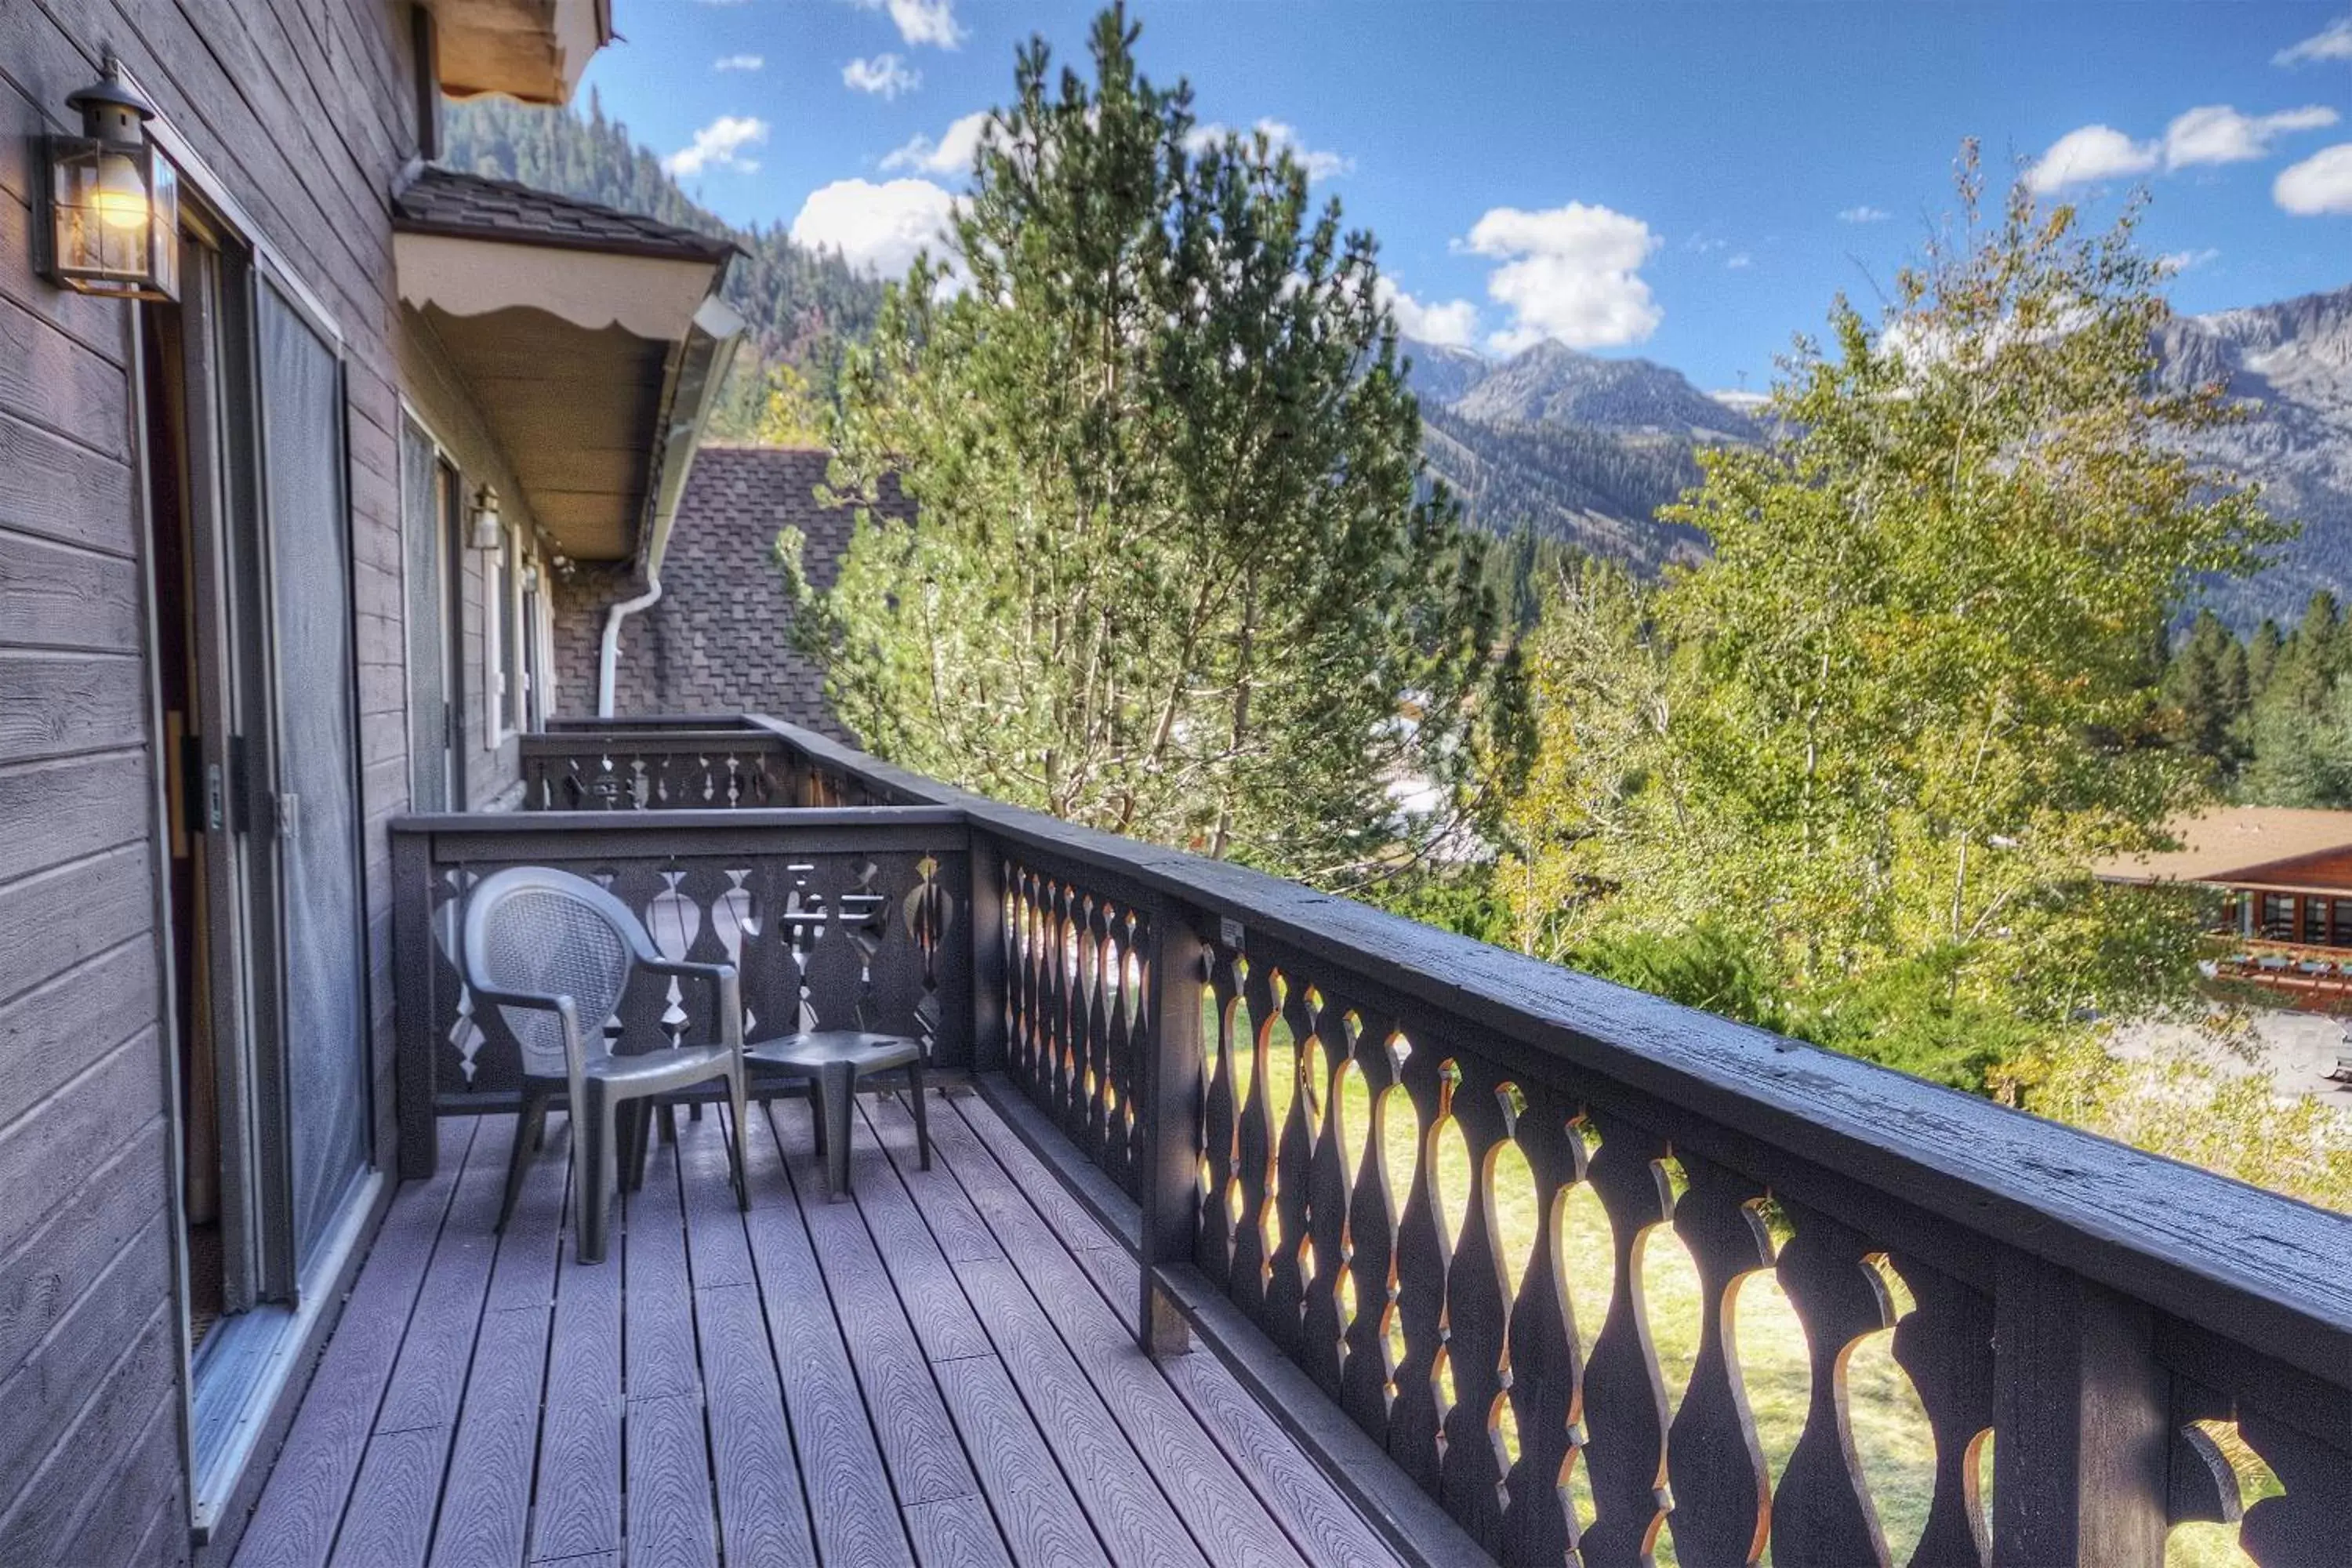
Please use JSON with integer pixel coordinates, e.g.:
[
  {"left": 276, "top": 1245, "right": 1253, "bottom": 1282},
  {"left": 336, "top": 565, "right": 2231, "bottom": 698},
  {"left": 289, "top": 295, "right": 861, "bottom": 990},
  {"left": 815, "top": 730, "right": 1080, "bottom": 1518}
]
[{"left": 227, "top": 1085, "right": 1405, "bottom": 1568}]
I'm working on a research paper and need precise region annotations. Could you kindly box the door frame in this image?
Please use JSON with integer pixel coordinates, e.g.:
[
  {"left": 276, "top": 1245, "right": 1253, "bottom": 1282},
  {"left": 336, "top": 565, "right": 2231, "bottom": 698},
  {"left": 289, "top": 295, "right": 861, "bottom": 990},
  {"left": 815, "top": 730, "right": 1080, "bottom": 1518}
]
[
  {"left": 250, "top": 268, "right": 375, "bottom": 1287},
  {"left": 398, "top": 405, "right": 472, "bottom": 812},
  {"left": 124, "top": 65, "right": 384, "bottom": 1541}
]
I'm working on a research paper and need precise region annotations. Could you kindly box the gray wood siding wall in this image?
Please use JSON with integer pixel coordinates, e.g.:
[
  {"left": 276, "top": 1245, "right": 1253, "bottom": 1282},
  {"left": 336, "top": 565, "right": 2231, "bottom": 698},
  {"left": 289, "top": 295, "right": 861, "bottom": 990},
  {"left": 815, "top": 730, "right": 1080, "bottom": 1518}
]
[
  {"left": 0, "top": 2, "right": 520, "bottom": 1562},
  {"left": 394, "top": 304, "right": 543, "bottom": 811}
]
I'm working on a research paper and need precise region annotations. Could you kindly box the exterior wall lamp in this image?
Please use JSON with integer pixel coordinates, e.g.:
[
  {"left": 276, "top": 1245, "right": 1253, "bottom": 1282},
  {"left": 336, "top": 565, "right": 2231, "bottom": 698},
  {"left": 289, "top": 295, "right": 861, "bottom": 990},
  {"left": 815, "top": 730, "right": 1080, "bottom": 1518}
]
[
  {"left": 469, "top": 486, "right": 503, "bottom": 551},
  {"left": 41, "top": 59, "right": 178, "bottom": 301}
]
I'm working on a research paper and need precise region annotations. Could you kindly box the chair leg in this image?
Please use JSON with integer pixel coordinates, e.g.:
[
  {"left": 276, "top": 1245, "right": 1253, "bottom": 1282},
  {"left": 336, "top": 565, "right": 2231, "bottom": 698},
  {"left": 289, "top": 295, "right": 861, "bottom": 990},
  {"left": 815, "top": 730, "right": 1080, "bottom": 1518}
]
[
  {"left": 808, "top": 1083, "right": 826, "bottom": 1157},
  {"left": 616, "top": 1102, "right": 641, "bottom": 1193},
  {"left": 659, "top": 1103, "right": 679, "bottom": 1146},
  {"left": 577, "top": 1085, "right": 618, "bottom": 1265},
  {"left": 627, "top": 1102, "right": 655, "bottom": 1192},
  {"left": 497, "top": 1084, "right": 546, "bottom": 1232},
  {"left": 727, "top": 1065, "right": 750, "bottom": 1212},
  {"left": 907, "top": 1059, "right": 931, "bottom": 1173},
  {"left": 821, "top": 1061, "right": 855, "bottom": 1201}
]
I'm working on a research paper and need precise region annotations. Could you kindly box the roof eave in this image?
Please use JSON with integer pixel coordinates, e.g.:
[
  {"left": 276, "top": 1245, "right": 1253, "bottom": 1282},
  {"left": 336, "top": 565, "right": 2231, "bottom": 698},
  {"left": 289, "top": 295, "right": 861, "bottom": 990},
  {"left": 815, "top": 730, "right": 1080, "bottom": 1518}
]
[{"left": 391, "top": 213, "right": 738, "bottom": 267}]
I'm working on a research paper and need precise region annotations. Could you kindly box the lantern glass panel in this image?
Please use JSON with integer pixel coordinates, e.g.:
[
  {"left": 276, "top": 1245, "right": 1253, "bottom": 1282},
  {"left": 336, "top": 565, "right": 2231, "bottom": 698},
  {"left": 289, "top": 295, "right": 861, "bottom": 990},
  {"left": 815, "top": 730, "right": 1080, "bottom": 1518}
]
[{"left": 45, "top": 136, "right": 177, "bottom": 300}]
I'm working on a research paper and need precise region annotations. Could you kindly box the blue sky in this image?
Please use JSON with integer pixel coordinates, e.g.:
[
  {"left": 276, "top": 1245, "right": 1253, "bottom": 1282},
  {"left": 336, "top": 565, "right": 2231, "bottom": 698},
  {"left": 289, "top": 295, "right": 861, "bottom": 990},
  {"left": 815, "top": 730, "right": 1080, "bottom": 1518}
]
[{"left": 583, "top": 2, "right": 2352, "bottom": 390}]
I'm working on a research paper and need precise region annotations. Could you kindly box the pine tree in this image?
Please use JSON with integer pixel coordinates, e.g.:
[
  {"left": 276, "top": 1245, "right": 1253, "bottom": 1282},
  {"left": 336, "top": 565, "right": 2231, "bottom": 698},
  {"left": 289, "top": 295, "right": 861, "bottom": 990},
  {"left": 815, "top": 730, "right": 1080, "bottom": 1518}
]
[
  {"left": 784, "top": 6, "right": 1516, "bottom": 885},
  {"left": 2165, "top": 608, "right": 2250, "bottom": 778}
]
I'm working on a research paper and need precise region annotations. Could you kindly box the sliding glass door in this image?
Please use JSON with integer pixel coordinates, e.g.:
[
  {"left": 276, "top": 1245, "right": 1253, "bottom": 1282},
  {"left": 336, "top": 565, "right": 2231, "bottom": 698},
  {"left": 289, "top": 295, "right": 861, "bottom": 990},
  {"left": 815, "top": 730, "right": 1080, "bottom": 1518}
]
[{"left": 255, "top": 281, "right": 369, "bottom": 1271}]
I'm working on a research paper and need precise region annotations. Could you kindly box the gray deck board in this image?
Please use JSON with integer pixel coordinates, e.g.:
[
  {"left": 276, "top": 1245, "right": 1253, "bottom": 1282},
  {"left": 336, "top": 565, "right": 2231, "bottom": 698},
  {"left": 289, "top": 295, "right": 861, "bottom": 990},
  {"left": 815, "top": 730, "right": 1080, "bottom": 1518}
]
[
  {"left": 233, "top": 1120, "right": 475, "bottom": 1568},
  {"left": 739, "top": 1102, "right": 921, "bottom": 1568},
  {"left": 428, "top": 1124, "right": 566, "bottom": 1568},
  {"left": 527, "top": 1151, "right": 623, "bottom": 1564},
  {"left": 898, "top": 1096, "right": 1312, "bottom": 1568},
  {"left": 932, "top": 1352, "right": 1111, "bottom": 1568},
  {"left": 772, "top": 1105, "right": 980, "bottom": 1508},
  {"left": 230, "top": 1088, "right": 1410, "bottom": 1568}
]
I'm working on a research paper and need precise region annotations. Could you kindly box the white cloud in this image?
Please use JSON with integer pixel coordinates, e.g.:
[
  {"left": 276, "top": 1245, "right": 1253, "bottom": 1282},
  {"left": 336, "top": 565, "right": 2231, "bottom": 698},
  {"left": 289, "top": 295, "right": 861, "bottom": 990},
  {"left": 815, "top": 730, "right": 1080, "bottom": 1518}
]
[
  {"left": 1185, "top": 119, "right": 1353, "bottom": 182},
  {"left": 713, "top": 53, "right": 764, "bottom": 71},
  {"left": 883, "top": 110, "right": 992, "bottom": 176},
  {"left": 2276, "top": 15, "right": 2352, "bottom": 66},
  {"left": 1460, "top": 202, "right": 1662, "bottom": 354},
  {"left": 1838, "top": 205, "right": 1892, "bottom": 223},
  {"left": 2277, "top": 143, "right": 2352, "bottom": 215},
  {"left": 844, "top": 53, "right": 920, "bottom": 99},
  {"left": 1375, "top": 278, "right": 1478, "bottom": 348},
  {"left": 790, "top": 178, "right": 959, "bottom": 277},
  {"left": 2024, "top": 125, "right": 2159, "bottom": 193},
  {"left": 1726, "top": 252, "right": 1754, "bottom": 270},
  {"left": 2164, "top": 104, "right": 2339, "bottom": 169},
  {"left": 2160, "top": 247, "right": 2220, "bottom": 273},
  {"left": 662, "top": 114, "right": 768, "bottom": 177},
  {"left": 856, "top": 0, "right": 964, "bottom": 49}
]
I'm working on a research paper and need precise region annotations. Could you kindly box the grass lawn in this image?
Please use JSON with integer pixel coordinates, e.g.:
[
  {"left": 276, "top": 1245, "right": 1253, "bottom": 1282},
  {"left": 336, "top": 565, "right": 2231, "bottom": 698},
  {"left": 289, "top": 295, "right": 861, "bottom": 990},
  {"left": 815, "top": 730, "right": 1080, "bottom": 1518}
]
[{"left": 1221, "top": 1025, "right": 2269, "bottom": 1566}]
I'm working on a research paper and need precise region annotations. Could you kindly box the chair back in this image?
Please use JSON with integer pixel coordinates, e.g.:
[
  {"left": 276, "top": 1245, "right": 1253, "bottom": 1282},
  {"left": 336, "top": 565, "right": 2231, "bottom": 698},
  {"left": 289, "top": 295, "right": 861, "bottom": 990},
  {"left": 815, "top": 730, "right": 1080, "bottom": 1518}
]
[{"left": 461, "top": 866, "right": 650, "bottom": 1079}]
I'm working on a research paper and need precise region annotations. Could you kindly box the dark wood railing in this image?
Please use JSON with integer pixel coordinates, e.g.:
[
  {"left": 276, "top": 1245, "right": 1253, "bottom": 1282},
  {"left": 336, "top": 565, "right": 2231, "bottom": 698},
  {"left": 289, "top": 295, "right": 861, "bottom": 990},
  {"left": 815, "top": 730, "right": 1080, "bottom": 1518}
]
[
  {"left": 394, "top": 715, "right": 2352, "bottom": 1568},
  {"left": 519, "top": 719, "right": 916, "bottom": 811}
]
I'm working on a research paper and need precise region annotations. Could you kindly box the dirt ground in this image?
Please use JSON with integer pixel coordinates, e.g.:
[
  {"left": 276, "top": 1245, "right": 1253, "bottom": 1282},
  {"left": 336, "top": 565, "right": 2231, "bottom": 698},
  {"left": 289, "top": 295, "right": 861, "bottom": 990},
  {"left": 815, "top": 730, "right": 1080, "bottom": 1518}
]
[{"left": 2111, "top": 1007, "right": 2352, "bottom": 1102}]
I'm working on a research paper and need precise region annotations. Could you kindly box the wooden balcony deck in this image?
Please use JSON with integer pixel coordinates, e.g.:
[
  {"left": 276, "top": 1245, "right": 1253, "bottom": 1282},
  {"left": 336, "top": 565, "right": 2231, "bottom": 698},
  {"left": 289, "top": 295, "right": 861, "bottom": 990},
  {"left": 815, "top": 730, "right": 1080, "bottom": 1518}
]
[{"left": 227, "top": 1085, "right": 1406, "bottom": 1568}]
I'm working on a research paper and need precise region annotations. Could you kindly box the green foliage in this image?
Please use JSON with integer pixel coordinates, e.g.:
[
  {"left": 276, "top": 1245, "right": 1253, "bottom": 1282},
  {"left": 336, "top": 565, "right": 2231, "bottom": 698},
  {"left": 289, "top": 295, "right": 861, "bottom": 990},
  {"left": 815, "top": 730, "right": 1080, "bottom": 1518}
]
[
  {"left": 1377, "top": 864, "right": 1515, "bottom": 945},
  {"left": 2144, "top": 590, "right": 2352, "bottom": 808},
  {"left": 1498, "top": 150, "right": 2279, "bottom": 1080},
  {"left": 786, "top": 6, "right": 1517, "bottom": 886},
  {"left": 1576, "top": 924, "right": 1798, "bottom": 1036},
  {"left": 2162, "top": 608, "right": 2252, "bottom": 779},
  {"left": 749, "top": 361, "right": 828, "bottom": 448},
  {"left": 2013, "top": 1029, "right": 2352, "bottom": 1211},
  {"left": 441, "top": 94, "right": 884, "bottom": 438}
]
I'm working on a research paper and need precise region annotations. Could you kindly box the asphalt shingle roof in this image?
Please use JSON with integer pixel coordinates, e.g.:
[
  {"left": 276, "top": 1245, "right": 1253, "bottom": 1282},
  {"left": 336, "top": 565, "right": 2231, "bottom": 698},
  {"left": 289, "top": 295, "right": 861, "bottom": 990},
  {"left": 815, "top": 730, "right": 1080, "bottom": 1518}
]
[
  {"left": 551, "top": 446, "right": 914, "bottom": 740},
  {"left": 394, "top": 166, "right": 739, "bottom": 263}
]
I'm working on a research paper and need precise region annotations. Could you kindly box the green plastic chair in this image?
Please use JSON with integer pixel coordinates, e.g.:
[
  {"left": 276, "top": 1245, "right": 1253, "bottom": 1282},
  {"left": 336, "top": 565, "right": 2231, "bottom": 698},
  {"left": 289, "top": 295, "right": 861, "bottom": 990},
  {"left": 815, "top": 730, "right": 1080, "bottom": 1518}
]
[{"left": 461, "top": 866, "right": 748, "bottom": 1263}]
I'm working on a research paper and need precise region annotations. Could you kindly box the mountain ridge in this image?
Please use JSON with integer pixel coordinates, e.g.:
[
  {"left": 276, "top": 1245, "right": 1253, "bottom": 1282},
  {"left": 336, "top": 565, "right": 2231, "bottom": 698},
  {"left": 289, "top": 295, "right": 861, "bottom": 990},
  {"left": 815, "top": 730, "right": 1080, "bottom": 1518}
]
[{"left": 1409, "top": 284, "right": 2352, "bottom": 626}]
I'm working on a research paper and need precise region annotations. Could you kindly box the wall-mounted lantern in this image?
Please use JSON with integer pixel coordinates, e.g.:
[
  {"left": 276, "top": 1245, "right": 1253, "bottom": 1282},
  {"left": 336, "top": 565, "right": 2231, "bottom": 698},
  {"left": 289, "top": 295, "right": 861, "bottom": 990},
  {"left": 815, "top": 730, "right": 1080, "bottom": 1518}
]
[
  {"left": 42, "top": 60, "right": 178, "bottom": 301},
  {"left": 469, "top": 486, "right": 503, "bottom": 551}
]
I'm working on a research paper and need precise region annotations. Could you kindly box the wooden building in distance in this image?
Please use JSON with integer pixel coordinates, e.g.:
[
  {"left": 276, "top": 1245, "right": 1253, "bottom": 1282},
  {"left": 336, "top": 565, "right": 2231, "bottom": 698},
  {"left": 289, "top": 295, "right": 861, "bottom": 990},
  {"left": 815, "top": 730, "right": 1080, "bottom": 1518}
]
[{"left": 2096, "top": 806, "right": 2352, "bottom": 1000}]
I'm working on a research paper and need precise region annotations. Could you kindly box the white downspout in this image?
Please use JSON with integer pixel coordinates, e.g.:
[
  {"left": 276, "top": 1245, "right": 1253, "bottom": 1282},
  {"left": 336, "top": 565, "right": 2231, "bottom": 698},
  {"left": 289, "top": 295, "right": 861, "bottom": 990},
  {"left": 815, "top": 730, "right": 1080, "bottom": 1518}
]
[
  {"left": 595, "top": 293, "right": 742, "bottom": 717},
  {"left": 596, "top": 572, "right": 662, "bottom": 717}
]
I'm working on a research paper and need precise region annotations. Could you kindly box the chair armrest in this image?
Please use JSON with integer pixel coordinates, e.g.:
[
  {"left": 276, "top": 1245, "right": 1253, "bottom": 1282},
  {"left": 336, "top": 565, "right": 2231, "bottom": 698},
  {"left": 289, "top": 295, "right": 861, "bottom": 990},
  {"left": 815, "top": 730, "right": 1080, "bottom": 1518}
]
[
  {"left": 469, "top": 985, "right": 592, "bottom": 1078},
  {"left": 468, "top": 983, "right": 568, "bottom": 1014}
]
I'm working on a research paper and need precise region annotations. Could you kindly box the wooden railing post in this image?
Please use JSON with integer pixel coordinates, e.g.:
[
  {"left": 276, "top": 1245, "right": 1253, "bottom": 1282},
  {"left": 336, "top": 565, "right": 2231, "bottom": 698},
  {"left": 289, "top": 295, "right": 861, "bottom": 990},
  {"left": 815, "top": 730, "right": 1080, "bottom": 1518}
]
[
  {"left": 390, "top": 826, "right": 439, "bottom": 1181},
  {"left": 1137, "top": 898, "right": 1207, "bottom": 1356},
  {"left": 969, "top": 832, "right": 1006, "bottom": 1074},
  {"left": 1992, "top": 1249, "right": 2171, "bottom": 1566}
]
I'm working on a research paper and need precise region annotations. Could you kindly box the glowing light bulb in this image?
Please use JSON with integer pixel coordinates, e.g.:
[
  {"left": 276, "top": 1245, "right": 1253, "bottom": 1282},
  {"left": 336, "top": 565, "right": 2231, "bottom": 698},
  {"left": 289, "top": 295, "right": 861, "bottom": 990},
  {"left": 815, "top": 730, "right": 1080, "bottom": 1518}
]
[{"left": 91, "top": 154, "right": 147, "bottom": 230}]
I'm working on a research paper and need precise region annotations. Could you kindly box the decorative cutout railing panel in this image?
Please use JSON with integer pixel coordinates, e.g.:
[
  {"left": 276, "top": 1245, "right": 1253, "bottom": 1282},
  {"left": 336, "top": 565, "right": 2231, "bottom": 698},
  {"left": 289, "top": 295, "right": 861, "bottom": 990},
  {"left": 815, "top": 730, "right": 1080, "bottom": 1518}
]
[
  {"left": 520, "top": 731, "right": 790, "bottom": 811},
  {"left": 1000, "top": 852, "right": 1154, "bottom": 1202}
]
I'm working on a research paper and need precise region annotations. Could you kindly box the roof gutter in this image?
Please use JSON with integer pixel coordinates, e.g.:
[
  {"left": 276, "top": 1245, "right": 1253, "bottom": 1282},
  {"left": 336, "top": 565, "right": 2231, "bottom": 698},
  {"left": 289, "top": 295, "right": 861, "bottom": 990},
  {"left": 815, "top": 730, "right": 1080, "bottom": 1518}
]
[{"left": 598, "top": 291, "right": 745, "bottom": 715}]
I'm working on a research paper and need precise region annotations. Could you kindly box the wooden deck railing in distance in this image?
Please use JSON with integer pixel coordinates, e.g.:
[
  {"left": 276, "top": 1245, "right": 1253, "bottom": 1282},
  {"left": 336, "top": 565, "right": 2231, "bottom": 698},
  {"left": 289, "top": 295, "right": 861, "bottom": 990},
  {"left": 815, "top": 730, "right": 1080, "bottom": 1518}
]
[
  {"left": 518, "top": 718, "right": 924, "bottom": 811},
  {"left": 726, "top": 713, "right": 2352, "bottom": 1568}
]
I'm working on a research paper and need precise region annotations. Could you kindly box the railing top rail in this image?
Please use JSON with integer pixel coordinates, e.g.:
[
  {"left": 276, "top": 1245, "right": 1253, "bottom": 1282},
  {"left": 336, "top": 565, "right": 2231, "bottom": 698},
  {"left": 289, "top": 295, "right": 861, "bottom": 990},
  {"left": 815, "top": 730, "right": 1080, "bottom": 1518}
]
[
  {"left": 542, "top": 713, "right": 765, "bottom": 732},
  {"left": 518, "top": 729, "right": 789, "bottom": 753},
  {"left": 741, "top": 714, "right": 2352, "bottom": 1385},
  {"left": 390, "top": 804, "right": 968, "bottom": 835}
]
